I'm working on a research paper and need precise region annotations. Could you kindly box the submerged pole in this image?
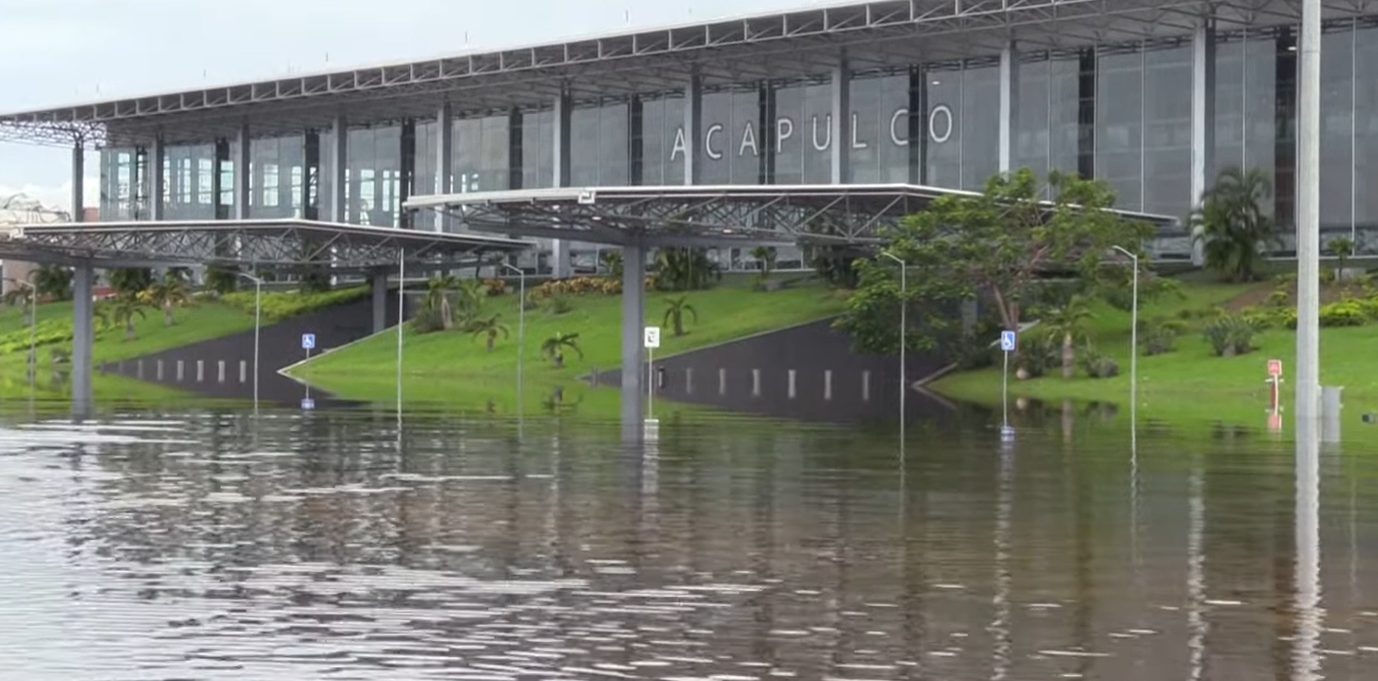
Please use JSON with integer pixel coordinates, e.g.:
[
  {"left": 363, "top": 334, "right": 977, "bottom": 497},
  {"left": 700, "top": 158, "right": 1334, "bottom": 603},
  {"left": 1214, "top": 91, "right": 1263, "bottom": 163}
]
[{"left": 1296, "top": 0, "right": 1321, "bottom": 423}]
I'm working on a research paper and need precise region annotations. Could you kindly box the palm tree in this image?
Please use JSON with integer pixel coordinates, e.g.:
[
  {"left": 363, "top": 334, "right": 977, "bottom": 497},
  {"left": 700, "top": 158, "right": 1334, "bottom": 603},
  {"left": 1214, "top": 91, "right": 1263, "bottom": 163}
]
[
  {"left": 138, "top": 277, "right": 194, "bottom": 326},
  {"left": 110, "top": 296, "right": 148, "bottom": 340},
  {"left": 1191, "top": 167, "right": 1276, "bottom": 282},
  {"left": 469, "top": 314, "right": 509, "bottom": 351},
  {"left": 655, "top": 247, "right": 719, "bottom": 291},
  {"left": 600, "top": 250, "right": 624, "bottom": 279},
  {"left": 454, "top": 279, "right": 487, "bottom": 325},
  {"left": 1327, "top": 236, "right": 1356, "bottom": 282},
  {"left": 663, "top": 295, "right": 699, "bottom": 337},
  {"left": 2, "top": 285, "right": 32, "bottom": 311},
  {"left": 424, "top": 275, "right": 458, "bottom": 330},
  {"left": 1043, "top": 295, "right": 1093, "bottom": 379},
  {"left": 541, "top": 332, "right": 583, "bottom": 368},
  {"left": 750, "top": 246, "right": 777, "bottom": 287}
]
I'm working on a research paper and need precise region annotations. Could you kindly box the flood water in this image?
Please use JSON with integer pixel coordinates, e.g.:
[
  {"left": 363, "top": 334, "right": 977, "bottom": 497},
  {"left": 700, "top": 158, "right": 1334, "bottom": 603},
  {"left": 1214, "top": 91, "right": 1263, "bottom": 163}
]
[{"left": 1, "top": 403, "right": 1375, "bottom": 680}]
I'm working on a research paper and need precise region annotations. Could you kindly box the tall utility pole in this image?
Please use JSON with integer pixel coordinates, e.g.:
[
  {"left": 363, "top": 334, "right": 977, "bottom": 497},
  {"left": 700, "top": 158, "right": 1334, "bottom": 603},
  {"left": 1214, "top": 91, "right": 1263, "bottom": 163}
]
[{"left": 1296, "top": 0, "right": 1321, "bottom": 424}]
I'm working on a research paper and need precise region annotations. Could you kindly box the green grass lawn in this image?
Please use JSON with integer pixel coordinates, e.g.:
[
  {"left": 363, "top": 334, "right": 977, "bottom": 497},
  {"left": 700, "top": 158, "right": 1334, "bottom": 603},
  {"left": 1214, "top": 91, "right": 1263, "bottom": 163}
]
[{"left": 292, "top": 278, "right": 850, "bottom": 405}]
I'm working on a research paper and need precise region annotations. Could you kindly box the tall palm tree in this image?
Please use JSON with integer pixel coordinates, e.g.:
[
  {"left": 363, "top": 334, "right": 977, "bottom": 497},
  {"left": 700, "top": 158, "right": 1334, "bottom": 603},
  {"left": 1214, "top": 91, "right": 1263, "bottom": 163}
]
[
  {"left": 469, "top": 314, "right": 509, "bottom": 351},
  {"left": 110, "top": 296, "right": 148, "bottom": 341},
  {"left": 1327, "top": 236, "right": 1356, "bottom": 283},
  {"left": 1191, "top": 167, "right": 1276, "bottom": 282},
  {"left": 424, "top": 275, "right": 458, "bottom": 330},
  {"left": 1043, "top": 295, "right": 1094, "bottom": 379},
  {"left": 541, "top": 332, "right": 583, "bottom": 368},
  {"left": 663, "top": 296, "right": 699, "bottom": 337},
  {"left": 139, "top": 277, "right": 194, "bottom": 326}
]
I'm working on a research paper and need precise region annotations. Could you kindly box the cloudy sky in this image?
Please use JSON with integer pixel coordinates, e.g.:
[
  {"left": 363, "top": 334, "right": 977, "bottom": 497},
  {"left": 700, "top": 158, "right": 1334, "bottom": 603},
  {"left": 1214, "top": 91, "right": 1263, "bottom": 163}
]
[{"left": 0, "top": 0, "right": 813, "bottom": 213}]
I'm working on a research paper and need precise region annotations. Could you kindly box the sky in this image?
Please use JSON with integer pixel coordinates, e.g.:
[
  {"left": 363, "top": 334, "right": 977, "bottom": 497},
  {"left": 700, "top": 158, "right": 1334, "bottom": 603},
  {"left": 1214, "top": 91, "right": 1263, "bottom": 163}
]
[{"left": 0, "top": 0, "right": 818, "bottom": 214}]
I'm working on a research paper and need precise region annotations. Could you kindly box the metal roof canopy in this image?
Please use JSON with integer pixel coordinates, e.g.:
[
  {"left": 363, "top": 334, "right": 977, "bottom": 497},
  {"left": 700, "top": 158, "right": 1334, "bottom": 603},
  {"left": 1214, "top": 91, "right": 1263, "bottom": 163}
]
[
  {"left": 1, "top": 219, "right": 532, "bottom": 273},
  {"left": 0, "top": 0, "right": 1352, "bottom": 147},
  {"left": 403, "top": 184, "right": 1179, "bottom": 247}
]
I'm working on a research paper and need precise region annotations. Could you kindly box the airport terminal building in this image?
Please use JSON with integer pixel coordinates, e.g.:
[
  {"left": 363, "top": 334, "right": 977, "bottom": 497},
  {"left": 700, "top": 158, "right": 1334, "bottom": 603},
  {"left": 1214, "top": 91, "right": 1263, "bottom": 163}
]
[{"left": 1, "top": 0, "right": 1374, "bottom": 273}]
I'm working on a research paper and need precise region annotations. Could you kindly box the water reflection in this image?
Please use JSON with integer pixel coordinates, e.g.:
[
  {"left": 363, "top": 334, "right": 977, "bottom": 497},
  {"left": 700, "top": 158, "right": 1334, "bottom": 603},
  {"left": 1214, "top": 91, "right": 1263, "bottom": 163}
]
[{"left": 0, "top": 405, "right": 1374, "bottom": 679}]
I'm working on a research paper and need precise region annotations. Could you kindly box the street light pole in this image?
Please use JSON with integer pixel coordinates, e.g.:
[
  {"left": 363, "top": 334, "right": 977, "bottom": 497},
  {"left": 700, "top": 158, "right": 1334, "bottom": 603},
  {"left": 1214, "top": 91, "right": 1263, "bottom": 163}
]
[
  {"left": 235, "top": 272, "right": 263, "bottom": 409},
  {"left": 1111, "top": 246, "right": 1139, "bottom": 441},
  {"left": 880, "top": 252, "right": 907, "bottom": 440},
  {"left": 500, "top": 262, "right": 526, "bottom": 392}
]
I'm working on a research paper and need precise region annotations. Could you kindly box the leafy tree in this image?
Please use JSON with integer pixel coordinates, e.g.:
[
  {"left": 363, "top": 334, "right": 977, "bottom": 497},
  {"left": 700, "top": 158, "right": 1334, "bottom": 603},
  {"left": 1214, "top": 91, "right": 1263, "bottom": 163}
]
[
  {"left": 424, "top": 275, "right": 458, "bottom": 330},
  {"left": 468, "top": 314, "right": 509, "bottom": 351},
  {"left": 541, "top": 332, "right": 583, "bottom": 368},
  {"left": 110, "top": 296, "right": 148, "bottom": 340},
  {"left": 750, "top": 246, "right": 777, "bottom": 287},
  {"left": 1191, "top": 167, "right": 1276, "bottom": 282},
  {"left": 138, "top": 275, "right": 194, "bottom": 326},
  {"left": 655, "top": 248, "right": 719, "bottom": 291},
  {"left": 108, "top": 268, "right": 154, "bottom": 297},
  {"left": 204, "top": 265, "right": 239, "bottom": 295},
  {"left": 1327, "top": 236, "right": 1356, "bottom": 282},
  {"left": 600, "top": 250, "right": 624, "bottom": 279},
  {"left": 33, "top": 264, "right": 72, "bottom": 301},
  {"left": 838, "top": 168, "right": 1153, "bottom": 354},
  {"left": 1041, "top": 295, "right": 1094, "bottom": 379},
  {"left": 663, "top": 296, "right": 698, "bottom": 337}
]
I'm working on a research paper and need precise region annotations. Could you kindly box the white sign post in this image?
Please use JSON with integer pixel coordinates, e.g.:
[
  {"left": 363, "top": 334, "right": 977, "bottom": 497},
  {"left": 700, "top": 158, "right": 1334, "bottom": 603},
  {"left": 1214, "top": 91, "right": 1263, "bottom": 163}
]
[
  {"left": 1000, "top": 330, "right": 1017, "bottom": 437},
  {"left": 302, "top": 333, "right": 317, "bottom": 360},
  {"left": 644, "top": 327, "right": 661, "bottom": 420}
]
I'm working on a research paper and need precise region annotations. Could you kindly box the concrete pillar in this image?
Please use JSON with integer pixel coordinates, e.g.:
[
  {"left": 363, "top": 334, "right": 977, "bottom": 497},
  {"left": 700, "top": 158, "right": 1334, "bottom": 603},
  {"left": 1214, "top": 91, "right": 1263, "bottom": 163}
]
[
  {"left": 552, "top": 90, "right": 574, "bottom": 278},
  {"left": 684, "top": 71, "right": 703, "bottom": 185},
  {"left": 1191, "top": 21, "right": 1217, "bottom": 265},
  {"left": 71, "top": 142, "right": 85, "bottom": 222},
  {"left": 999, "top": 42, "right": 1021, "bottom": 173},
  {"left": 830, "top": 53, "right": 852, "bottom": 185},
  {"left": 150, "top": 135, "right": 166, "bottom": 220},
  {"left": 372, "top": 270, "right": 388, "bottom": 334},
  {"left": 435, "top": 102, "right": 454, "bottom": 232},
  {"left": 329, "top": 115, "right": 348, "bottom": 223},
  {"left": 71, "top": 263, "right": 94, "bottom": 410},
  {"left": 235, "top": 123, "right": 251, "bottom": 220},
  {"left": 621, "top": 242, "right": 646, "bottom": 435}
]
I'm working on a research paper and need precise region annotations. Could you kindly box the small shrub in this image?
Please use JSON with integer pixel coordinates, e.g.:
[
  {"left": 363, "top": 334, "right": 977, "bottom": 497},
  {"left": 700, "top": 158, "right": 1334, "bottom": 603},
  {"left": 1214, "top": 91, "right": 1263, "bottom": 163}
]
[
  {"left": 410, "top": 307, "right": 445, "bottom": 334},
  {"left": 1140, "top": 321, "right": 1178, "bottom": 356},
  {"left": 522, "top": 292, "right": 541, "bottom": 312},
  {"left": 1202, "top": 315, "right": 1260, "bottom": 357},
  {"left": 1319, "top": 300, "right": 1366, "bottom": 327},
  {"left": 1078, "top": 345, "right": 1120, "bottom": 379},
  {"left": 483, "top": 278, "right": 508, "bottom": 296},
  {"left": 1016, "top": 332, "right": 1060, "bottom": 378},
  {"left": 544, "top": 294, "right": 574, "bottom": 316},
  {"left": 1266, "top": 289, "right": 1291, "bottom": 307}
]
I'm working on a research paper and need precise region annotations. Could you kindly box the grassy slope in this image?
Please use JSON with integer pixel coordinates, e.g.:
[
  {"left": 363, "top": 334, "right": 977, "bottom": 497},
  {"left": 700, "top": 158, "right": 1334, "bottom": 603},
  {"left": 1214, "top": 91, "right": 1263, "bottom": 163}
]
[
  {"left": 934, "top": 275, "right": 1378, "bottom": 426},
  {"left": 292, "top": 279, "right": 851, "bottom": 406}
]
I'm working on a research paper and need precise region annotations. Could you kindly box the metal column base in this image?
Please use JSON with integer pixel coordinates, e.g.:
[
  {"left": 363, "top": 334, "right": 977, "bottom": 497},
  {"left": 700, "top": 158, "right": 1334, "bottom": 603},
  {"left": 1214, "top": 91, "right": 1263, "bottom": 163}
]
[{"left": 620, "top": 242, "right": 646, "bottom": 439}]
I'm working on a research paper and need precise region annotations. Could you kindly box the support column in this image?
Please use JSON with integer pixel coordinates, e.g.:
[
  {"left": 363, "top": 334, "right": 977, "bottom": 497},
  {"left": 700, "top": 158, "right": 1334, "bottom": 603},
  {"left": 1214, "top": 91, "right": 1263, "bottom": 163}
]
[
  {"left": 150, "top": 135, "right": 166, "bottom": 220},
  {"left": 329, "top": 115, "right": 348, "bottom": 223},
  {"left": 830, "top": 52, "right": 852, "bottom": 184},
  {"left": 999, "top": 42, "right": 1021, "bottom": 173},
  {"left": 71, "top": 263, "right": 94, "bottom": 411},
  {"left": 621, "top": 241, "right": 646, "bottom": 435},
  {"left": 551, "top": 89, "right": 574, "bottom": 278},
  {"left": 684, "top": 71, "right": 703, "bottom": 185},
  {"left": 372, "top": 270, "right": 388, "bottom": 334},
  {"left": 71, "top": 141, "right": 85, "bottom": 222},
  {"left": 1191, "top": 21, "right": 1218, "bottom": 266},
  {"left": 234, "top": 123, "right": 251, "bottom": 220},
  {"left": 1297, "top": 1, "right": 1322, "bottom": 423},
  {"left": 435, "top": 102, "right": 454, "bottom": 231}
]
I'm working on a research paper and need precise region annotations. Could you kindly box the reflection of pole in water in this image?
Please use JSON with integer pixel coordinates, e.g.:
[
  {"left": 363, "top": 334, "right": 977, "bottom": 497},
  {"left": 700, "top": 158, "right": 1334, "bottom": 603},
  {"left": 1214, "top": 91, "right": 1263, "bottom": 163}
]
[
  {"left": 1293, "top": 417, "right": 1323, "bottom": 681},
  {"left": 1187, "top": 458, "right": 1206, "bottom": 681},
  {"left": 990, "top": 445, "right": 1013, "bottom": 681}
]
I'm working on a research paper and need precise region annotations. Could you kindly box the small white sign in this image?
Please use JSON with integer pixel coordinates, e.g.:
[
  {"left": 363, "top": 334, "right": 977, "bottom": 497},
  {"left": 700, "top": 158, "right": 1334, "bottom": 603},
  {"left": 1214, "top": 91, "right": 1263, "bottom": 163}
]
[
  {"left": 577, "top": 190, "right": 597, "bottom": 205},
  {"left": 302, "top": 333, "right": 316, "bottom": 350},
  {"left": 301, "top": 397, "right": 315, "bottom": 411},
  {"left": 644, "top": 326, "right": 661, "bottom": 349},
  {"left": 644, "top": 418, "right": 660, "bottom": 442},
  {"left": 1000, "top": 330, "right": 1017, "bottom": 353}
]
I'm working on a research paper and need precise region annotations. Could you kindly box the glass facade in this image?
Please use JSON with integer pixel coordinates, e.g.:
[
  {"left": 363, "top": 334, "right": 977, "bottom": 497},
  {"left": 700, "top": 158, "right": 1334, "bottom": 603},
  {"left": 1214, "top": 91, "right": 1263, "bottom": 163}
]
[{"left": 93, "top": 16, "right": 1378, "bottom": 263}]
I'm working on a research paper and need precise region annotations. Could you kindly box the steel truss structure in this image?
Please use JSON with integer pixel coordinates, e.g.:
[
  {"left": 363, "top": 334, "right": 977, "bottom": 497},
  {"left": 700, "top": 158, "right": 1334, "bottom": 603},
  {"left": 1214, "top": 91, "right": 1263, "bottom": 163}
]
[
  {"left": 404, "top": 184, "right": 1179, "bottom": 248},
  {"left": 2, "top": 0, "right": 1370, "bottom": 146},
  {"left": 0, "top": 219, "right": 531, "bottom": 273}
]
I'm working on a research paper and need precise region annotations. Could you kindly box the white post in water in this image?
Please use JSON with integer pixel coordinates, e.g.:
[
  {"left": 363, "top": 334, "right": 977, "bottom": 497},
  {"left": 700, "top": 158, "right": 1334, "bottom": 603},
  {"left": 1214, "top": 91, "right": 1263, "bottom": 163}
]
[
  {"left": 880, "top": 252, "right": 907, "bottom": 440},
  {"left": 1297, "top": 0, "right": 1322, "bottom": 423},
  {"left": 1000, "top": 330, "right": 1016, "bottom": 433},
  {"left": 397, "top": 249, "right": 405, "bottom": 414},
  {"left": 236, "top": 272, "right": 263, "bottom": 410},
  {"left": 501, "top": 262, "right": 526, "bottom": 392}
]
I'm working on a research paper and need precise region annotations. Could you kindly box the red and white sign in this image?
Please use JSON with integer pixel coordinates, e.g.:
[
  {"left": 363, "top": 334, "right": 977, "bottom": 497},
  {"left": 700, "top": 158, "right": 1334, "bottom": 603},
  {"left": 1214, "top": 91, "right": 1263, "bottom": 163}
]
[{"left": 1268, "top": 359, "right": 1283, "bottom": 378}]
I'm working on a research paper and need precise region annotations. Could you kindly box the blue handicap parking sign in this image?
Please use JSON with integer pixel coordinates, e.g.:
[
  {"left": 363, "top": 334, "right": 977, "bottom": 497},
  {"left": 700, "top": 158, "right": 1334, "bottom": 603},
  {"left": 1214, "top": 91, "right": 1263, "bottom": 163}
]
[
  {"left": 1000, "top": 330, "right": 1017, "bottom": 352},
  {"left": 302, "top": 333, "right": 316, "bottom": 350}
]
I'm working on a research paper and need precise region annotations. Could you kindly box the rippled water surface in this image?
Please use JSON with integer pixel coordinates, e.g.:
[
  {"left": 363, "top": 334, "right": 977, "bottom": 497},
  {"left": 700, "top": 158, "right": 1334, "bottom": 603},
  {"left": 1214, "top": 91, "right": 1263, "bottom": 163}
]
[{"left": 1, "top": 405, "right": 1376, "bottom": 679}]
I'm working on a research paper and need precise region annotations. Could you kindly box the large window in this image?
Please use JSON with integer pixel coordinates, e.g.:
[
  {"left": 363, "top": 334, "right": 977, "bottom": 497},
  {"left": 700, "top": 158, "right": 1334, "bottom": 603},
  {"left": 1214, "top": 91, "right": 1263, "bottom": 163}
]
[
  {"left": 774, "top": 79, "right": 831, "bottom": 184},
  {"left": 639, "top": 95, "right": 686, "bottom": 186},
  {"left": 162, "top": 143, "right": 216, "bottom": 221},
  {"left": 960, "top": 62, "right": 1000, "bottom": 190},
  {"left": 522, "top": 108, "right": 556, "bottom": 189},
  {"left": 1097, "top": 48, "right": 1145, "bottom": 211},
  {"left": 250, "top": 135, "right": 304, "bottom": 219},
  {"left": 1142, "top": 44, "right": 1192, "bottom": 219},
  {"left": 849, "top": 73, "right": 911, "bottom": 184},
  {"left": 454, "top": 114, "right": 510, "bottom": 193},
  {"left": 570, "top": 101, "right": 629, "bottom": 186},
  {"left": 348, "top": 125, "right": 402, "bottom": 227},
  {"left": 701, "top": 85, "right": 763, "bottom": 185}
]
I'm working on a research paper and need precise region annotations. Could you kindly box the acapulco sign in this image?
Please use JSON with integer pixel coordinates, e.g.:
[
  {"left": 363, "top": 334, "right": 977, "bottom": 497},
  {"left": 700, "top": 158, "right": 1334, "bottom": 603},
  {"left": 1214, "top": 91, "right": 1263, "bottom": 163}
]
[{"left": 668, "top": 105, "right": 955, "bottom": 162}]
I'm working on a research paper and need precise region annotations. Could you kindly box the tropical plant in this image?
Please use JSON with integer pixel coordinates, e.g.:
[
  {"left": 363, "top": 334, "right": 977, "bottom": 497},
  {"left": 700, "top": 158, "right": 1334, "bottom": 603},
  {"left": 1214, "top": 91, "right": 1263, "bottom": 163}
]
[
  {"left": 600, "top": 250, "right": 624, "bottom": 279},
  {"left": 655, "top": 247, "right": 719, "bottom": 291},
  {"left": 453, "top": 279, "right": 487, "bottom": 325},
  {"left": 663, "top": 296, "right": 699, "bottom": 337},
  {"left": 1041, "top": 295, "right": 1094, "bottom": 379},
  {"left": 108, "top": 268, "right": 154, "bottom": 297},
  {"left": 1191, "top": 167, "right": 1276, "bottom": 282},
  {"left": 541, "top": 332, "right": 583, "bottom": 368},
  {"left": 1016, "top": 331, "right": 1061, "bottom": 379},
  {"left": 109, "top": 295, "right": 148, "bottom": 340},
  {"left": 468, "top": 314, "right": 509, "bottom": 351},
  {"left": 806, "top": 244, "right": 864, "bottom": 289},
  {"left": 750, "top": 246, "right": 778, "bottom": 288},
  {"left": 138, "top": 275, "right": 194, "bottom": 326},
  {"left": 33, "top": 264, "right": 72, "bottom": 301},
  {"left": 1077, "top": 343, "right": 1120, "bottom": 379},
  {"left": 204, "top": 265, "right": 239, "bottom": 295},
  {"left": 1327, "top": 236, "right": 1356, "bottom": 282},
  {"left": 544, "top": 294, "right": 574, "bottom": 316},
  {"left": 2, "top": 285, "right": 32, "bottom": 313},
  {"left": 1202, "top": 314, "right": 1260, "bottom": 357},
  {"left": 424, "top": 275, "right": 458, "bottom": 330}
]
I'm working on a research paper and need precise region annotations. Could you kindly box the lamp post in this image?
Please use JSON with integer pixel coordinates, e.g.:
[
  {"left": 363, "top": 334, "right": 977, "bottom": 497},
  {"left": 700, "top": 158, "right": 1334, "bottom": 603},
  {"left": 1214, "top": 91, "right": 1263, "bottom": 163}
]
[
  {"left": 1110, "top": 245, "right": 1139, "bottom": 439},
  {"left": 499, "top": 261, "right": 526, "bottom": 391},
  {"left": 235, "top": 271, "right": 263, "bottom": 409},
  {"left": 6, "top": 278, "right": 36, "bottom": 382},
  {"left": 879, "top": 252, "right": 907, "bottom": 440}
]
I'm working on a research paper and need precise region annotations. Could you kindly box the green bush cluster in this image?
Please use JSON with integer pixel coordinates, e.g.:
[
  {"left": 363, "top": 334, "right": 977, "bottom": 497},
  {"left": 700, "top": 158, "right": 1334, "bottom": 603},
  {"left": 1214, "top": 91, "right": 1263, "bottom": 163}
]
[
  {"left": 1202, "top": 315, "right": 1261, "bottom": 357},
  {"left": 221, "top": 286, "right": 370, "bottom": 323}
]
